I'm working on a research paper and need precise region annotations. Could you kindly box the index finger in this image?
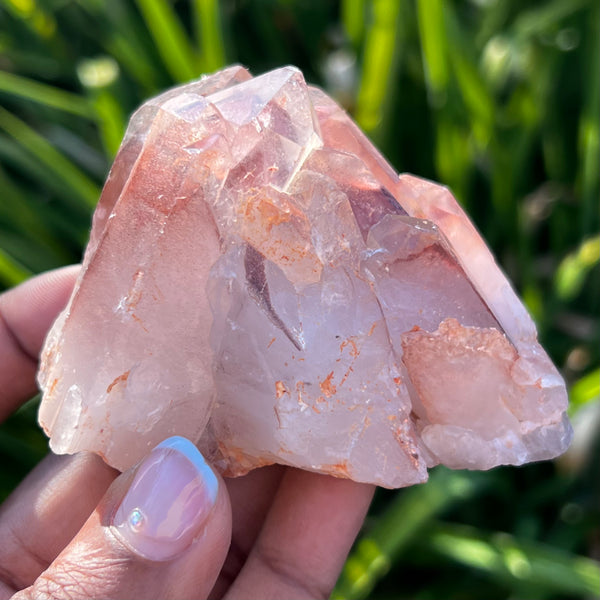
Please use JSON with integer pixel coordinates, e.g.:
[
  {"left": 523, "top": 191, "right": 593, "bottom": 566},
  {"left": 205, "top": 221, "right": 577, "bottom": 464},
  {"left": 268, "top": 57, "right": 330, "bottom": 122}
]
[
  {"left": 224, "top": 469, "right": 375, "bottom": 600},
  {"left": 0, "top": 265, "right": 79, "bottom": 421}
]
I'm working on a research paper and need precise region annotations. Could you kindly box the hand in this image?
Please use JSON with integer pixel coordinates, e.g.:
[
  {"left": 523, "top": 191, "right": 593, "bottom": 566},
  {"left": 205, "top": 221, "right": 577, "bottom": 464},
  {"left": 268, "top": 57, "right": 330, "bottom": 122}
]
[{"left": 0, "top": 267, "right": 374, "bottom": 600}]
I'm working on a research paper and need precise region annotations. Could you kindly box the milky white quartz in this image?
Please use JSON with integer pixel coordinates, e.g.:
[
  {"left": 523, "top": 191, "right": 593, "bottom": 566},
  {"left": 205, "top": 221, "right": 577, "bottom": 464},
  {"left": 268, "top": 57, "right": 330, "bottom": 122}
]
[{"left": 37, "top": 66, "right": 572, "bottom": 487}]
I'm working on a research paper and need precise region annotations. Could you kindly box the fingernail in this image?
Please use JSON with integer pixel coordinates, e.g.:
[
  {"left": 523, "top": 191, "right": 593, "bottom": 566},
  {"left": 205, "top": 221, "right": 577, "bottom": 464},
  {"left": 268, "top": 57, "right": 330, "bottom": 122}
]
[{"left": 111, "top": 436, "right": 218, "bottom": 562}]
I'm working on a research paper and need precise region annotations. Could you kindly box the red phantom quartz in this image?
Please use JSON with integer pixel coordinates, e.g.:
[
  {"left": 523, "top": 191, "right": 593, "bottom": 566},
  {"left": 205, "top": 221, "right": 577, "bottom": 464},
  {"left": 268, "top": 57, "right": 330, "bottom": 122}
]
[{"left": 38, "top": 66, "right": 571, "bottom": 487}]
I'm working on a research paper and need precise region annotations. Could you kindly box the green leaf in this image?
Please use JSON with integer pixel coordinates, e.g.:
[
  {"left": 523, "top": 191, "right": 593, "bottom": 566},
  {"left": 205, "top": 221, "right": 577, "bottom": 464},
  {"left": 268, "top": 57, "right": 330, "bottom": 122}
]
[
  {"left": 577, "top": 2, "right": 600, "bottom": 236},
  {"left": 76, "top": 57, "right": 127, "bottom": 158},
  {"left": 134, "top": 0, "right": 200, "bottom": 82},
  {"left": 192, "top": 0, "right": 226, "bottom": 73},
  {"left": 426, "top": 522, "right": 600, "bottom": 598},
  {"left": 342, "top": 0, "right": 366, "bottom": 48},
  {"left": 0, "top": 165, "right": 73, "bottom": 267},
  {"left": 0, "top": 246, "right": 32, "bottom": 287},
  {"left": 0, "top": 107, "right": 100, "bottom": 210},
  {"left": 513, "top": 0, "right": 590, "bottom": 40},
  {"left": 416, "top": 0, "right": 448, "bottom": 99},
  {"left": 0, "top": 70, "right": 94, "bottom": 118},
  {"left": 569, "top": 368, "right": 600, "bottom": 414},
  {"left": 555, "top": 236, "right": 600, "bottom": 301},
  {"left": 434, "top": 113, "right": 472, "bottom": 205},
  {"left": 75, "top": 0, "right": 163, "bottom": 94},
  {"left": 354, "top": 0, "right": 402, "bottom": 134},
  {"left": 444, "top": 4, "right": 495, "bottom": 145},
  {"left": 332, "top": 468, "right": 486, "bottom": 600},
  {"left": 0, "top": 0, "right": 57, "bottom": 40},
  {"left": 92, "top": 91, "right": 126, "bottom": 158}
]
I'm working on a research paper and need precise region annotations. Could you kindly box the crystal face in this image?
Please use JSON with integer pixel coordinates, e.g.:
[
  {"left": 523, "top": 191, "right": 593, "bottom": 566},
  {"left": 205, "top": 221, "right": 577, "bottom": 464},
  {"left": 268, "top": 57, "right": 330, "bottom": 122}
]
[{"left": 37, "top": 66, "right": 572, "bottom": 488}]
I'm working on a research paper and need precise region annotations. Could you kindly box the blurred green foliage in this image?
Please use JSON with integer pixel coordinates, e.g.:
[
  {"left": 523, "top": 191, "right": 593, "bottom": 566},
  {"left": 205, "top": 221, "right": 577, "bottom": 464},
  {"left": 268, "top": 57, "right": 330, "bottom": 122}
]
[{"left": 0, "top": 1, "right": 598, "bottom": 598}]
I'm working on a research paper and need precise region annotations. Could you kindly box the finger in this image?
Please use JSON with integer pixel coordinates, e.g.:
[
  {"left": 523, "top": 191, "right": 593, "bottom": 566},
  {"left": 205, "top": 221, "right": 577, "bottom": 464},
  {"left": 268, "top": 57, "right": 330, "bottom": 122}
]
[
  {"left": 13, "top": 437, "right": 231, "bottom": 600},
  {"left": 227, "top": 465, "right": 285, "bottom": 557},
  {"left": 0, "top": 265, "right": 79, "bottom": 419},
  {"left": 210, "top": 465, "right": 285, "bottom": 599},
  {"left": 224, "top": 470, "right": 374, "bottom": 600},
  {"left": 0, "top": 451, "right": 118, "bottom": 598}
]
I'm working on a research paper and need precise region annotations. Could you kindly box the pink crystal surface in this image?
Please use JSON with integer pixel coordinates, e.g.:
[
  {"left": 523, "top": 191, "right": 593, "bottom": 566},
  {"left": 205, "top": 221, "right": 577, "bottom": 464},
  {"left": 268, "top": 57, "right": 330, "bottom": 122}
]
[{"left": 37, "top": 66, "right": 572, "bottom": 487}]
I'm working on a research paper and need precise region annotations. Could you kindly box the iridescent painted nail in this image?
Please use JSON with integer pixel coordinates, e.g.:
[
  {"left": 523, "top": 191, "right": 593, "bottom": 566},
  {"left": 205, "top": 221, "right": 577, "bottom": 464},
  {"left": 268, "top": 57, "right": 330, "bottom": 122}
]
[{"left": 111, "top": 436, "right": 218, "bottom": 561}]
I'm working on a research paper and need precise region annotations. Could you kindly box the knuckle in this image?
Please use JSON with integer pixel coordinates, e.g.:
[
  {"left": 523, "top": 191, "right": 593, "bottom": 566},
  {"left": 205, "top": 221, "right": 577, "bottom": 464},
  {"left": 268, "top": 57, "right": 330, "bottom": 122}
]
[
  {"left": 0, "top": 517, "right": 51, "bottom": 591},
  {"left": 13, "top": 550, "right": 129, "bottom": 600}
]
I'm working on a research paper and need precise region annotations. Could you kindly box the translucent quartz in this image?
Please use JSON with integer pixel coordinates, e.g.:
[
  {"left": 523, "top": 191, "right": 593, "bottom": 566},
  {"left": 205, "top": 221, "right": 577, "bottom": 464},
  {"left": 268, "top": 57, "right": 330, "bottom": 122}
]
[{"left": 37, "top": 66, "right": 572, "bottom": 487}]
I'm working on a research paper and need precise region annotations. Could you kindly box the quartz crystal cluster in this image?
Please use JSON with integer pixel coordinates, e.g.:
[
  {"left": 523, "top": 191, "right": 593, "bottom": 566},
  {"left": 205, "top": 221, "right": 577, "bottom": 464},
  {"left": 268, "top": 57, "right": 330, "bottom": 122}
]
[{"left": 37, "top": 66, "right": 572, "bottom": 487}]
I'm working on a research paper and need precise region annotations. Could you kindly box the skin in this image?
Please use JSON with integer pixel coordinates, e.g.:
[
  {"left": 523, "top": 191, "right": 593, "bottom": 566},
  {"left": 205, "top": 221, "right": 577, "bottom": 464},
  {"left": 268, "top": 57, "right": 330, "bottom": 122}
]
[{"left": 0, "top": 267, "right": 374, "bottom": 600}]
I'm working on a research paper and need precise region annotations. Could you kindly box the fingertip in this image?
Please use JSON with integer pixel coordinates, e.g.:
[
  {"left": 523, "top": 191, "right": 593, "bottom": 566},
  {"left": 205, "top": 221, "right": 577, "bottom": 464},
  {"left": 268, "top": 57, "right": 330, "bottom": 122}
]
[
  {"left": 0, "top": 264, "right": 80, "bottom": 358},
  {"left": 110, "top": 436, "right": 224, "bottom": 562},
  {"left": 20, "top": 438, "right": 231, "bottom": 600},
  {"left": 0, "top": 265, "right": 81, "bottom": 418}
]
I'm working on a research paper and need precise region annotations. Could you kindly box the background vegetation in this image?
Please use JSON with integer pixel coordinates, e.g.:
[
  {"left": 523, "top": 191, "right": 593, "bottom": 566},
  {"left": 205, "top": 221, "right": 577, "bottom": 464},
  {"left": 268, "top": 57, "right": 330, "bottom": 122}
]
[{"left": 0, "top": 0, "right": 598, "bottom": 598}]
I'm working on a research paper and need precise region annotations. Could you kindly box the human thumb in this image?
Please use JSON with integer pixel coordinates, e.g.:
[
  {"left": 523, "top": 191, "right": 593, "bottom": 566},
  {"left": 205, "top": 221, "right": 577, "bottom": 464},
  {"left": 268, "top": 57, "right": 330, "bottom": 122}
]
[{"left": 13, "top": 436, "right": 232, "bottom": 600}]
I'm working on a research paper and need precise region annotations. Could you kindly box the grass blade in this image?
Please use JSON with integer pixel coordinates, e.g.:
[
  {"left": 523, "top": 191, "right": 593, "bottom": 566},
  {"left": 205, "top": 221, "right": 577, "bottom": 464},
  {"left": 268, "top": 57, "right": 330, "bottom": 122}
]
[
  {"left": 0, "top": 107, "right": 100, "bottom": 209},
  {"left": 0, "top": 247, "right": 32, "bottom": 287},
  {"left": 513, "top": 0, "right": 590, "bottom": 40},
  {"left": 416, "top": 0, "right": 448, "bottom": 100},
  {"left": 332, "top": 468, "right": 486, "bottom": 599},
  {"left": 354, "top": 0, "right": 402, "bottom": 135},
  {"left": 342, "top": 0, "right": 366, "bottom": 48},
  {"left": 554, "top": 235, "right": 600, "bottom": 301},
  {"left": 75, "top": 0, "right": 163, "bottom": 94},
  {"left": 105, "top": 33, "right": 162, "bottom": 93},
  {"left": 0, "top": 71, "right": 93, "bottom": 118},
  {"left": 577, "top": 2, "right": 600, "bottom": 236},
  {"left": 192, "top": 0, "right": 226, "bottom": 73},
  {"left": 434, "top": 113, "right": 471, "bottom": 205},
  {"left": 0, "top": 0, "right": 57, "bottom": 40},
  {"left": 569, "top": 368, "right": 600, "bottom": 414},
  {"left": 134, "top": 0, "right": 199, "bottom": 82},
  {"left": 91, "top": 91, "right": 126, "bottom": 158},
  {"left": 444, "top": 5, "right": 494, "bottom": 146},
  {"left": 426, "top": 522, "right": 600, "bottom": 598},
  {"left": 0, "top": 165, "right": 73, "bottom": 263},
  {"left": 77, "top": 56, "right": 126, "bottom": 158}
]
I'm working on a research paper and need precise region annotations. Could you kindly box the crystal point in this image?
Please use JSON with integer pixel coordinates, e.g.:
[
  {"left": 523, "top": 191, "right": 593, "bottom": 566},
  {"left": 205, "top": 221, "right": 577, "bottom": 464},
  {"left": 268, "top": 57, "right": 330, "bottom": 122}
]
[{"left": 37, "top": 66, "right": 572, "bottom": 487}]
